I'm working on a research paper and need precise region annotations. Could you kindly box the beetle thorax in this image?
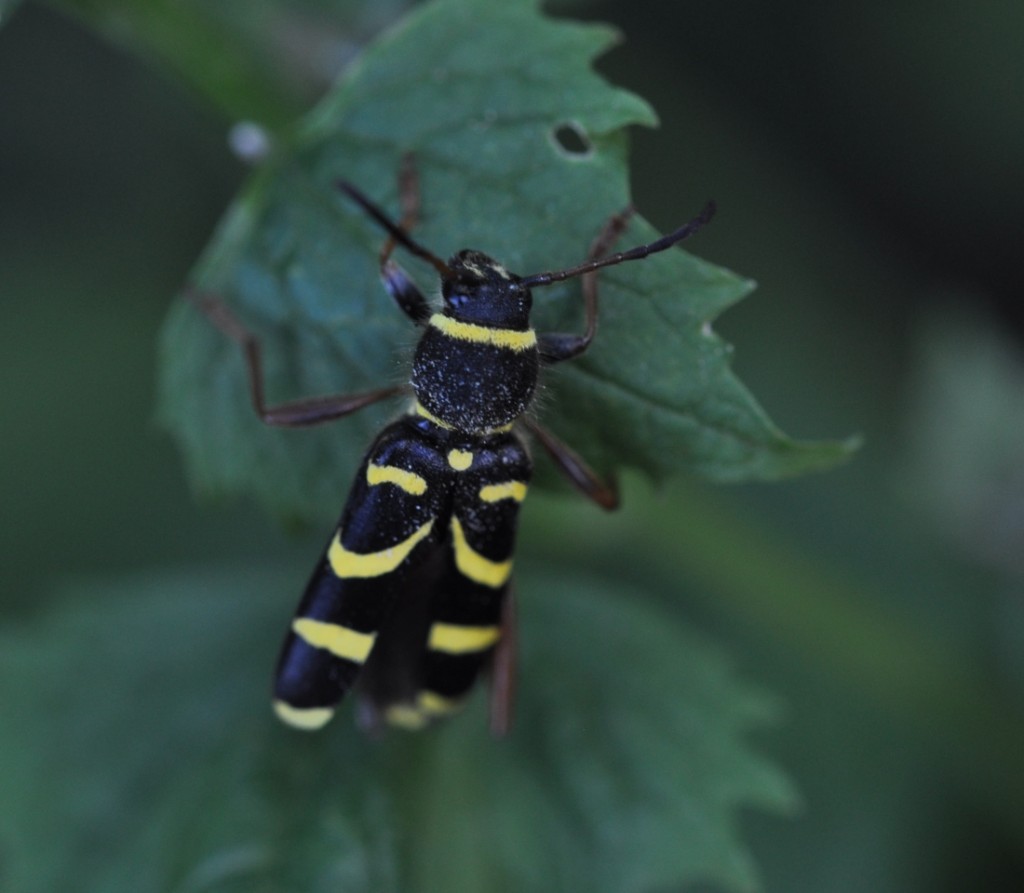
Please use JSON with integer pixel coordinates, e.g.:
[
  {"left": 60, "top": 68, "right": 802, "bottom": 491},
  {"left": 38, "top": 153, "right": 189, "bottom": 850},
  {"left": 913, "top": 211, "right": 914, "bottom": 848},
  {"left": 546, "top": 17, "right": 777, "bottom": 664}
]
[{"left": 411, "top": 250, "right": 539, "bottom": 433}]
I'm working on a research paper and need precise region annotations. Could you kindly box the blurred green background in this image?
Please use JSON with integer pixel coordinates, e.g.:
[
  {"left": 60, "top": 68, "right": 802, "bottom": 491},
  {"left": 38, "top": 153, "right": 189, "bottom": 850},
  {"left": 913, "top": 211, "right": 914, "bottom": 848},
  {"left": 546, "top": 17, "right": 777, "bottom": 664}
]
[{"left": 2, "top": 0, "right": 1023, "bottom": 889}]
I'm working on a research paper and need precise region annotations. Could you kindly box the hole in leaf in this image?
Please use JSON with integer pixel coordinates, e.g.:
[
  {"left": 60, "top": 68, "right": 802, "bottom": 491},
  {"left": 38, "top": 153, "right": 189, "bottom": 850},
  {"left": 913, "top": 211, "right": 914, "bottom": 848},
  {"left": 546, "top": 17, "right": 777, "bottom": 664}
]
[{"left": 552, "top": 122, "right": 592, "bottom": 158}]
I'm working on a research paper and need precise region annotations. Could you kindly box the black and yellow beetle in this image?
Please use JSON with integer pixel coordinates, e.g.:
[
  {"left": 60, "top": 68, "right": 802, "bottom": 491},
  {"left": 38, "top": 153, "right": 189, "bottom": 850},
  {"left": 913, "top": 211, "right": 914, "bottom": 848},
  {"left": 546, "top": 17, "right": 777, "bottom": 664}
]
[{"left": 196, "top": 157, "right": 713, "bottom": 734}]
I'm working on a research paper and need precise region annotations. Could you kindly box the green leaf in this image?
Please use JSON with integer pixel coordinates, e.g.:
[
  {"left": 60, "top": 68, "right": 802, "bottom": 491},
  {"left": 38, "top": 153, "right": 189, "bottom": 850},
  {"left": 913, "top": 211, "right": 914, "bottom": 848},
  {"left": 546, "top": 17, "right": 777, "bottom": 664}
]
[
  {"left": 0, "top": 564, "right": 794, "bottom": 893},
  {"left": 157, "top": 0, "right": 852, "bottom": 522}
]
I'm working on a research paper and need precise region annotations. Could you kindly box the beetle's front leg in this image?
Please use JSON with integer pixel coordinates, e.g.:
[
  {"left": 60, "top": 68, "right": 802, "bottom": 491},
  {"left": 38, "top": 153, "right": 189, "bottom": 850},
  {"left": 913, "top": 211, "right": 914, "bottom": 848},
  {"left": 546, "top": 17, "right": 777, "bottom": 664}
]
[
  {"left": 190, "top": 289, "right": 407, "bottom": 427},
  {"left": 537, "top": 206, "right": 635, "bottom": 364},
  {"left": 378, "top": 153, "right": 433, "bottom": 326}
]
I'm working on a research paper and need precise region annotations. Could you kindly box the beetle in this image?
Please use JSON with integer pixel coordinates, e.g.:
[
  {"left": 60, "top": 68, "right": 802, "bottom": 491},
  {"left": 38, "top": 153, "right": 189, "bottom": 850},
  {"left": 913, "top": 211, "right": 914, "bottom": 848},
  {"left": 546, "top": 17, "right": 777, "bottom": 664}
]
[{"left": 195, "top": 156, "right": 714, "bottom": 734}]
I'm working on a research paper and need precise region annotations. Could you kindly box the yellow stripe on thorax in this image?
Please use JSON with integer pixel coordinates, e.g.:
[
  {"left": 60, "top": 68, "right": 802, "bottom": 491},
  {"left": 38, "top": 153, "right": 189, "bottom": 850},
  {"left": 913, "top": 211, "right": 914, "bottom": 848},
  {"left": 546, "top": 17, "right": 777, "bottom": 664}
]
[
  {"left": 292, "top": 617, "right": 376, "bottom": 663},
  {"left": 413, "top": 401, "right": 454, "bottom": 430},
  {"left": 450, "top": 517, "right": 513, "bottom": 588},
  {"left": 273, "top": 700, "right": 334, "bottom": 731},
  {"left": 412, "top": 401, "right": 516, "bottom": 436},
  {"left": 429, "top": 313, "right": 537, "bottom": 351},
  {"left": 428, "top": 622, "right": 501, "bottom": 654},
  {"left": 328, "top": 519, "right": 434, "bottom": 579},
  {"left": 366, "top": 462, "right": 427, "bottom": 495},
  {"left": 479, "top": 481, "right": 528, "bottom": 503}
]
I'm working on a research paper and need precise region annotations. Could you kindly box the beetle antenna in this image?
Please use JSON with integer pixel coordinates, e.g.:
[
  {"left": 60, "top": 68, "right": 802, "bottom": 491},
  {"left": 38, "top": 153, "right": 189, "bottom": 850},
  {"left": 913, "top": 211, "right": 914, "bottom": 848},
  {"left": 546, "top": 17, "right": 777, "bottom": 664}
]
[
  {"left": 337, "top": 180, "right": 453, "bottom": 279},
  {"left": 518, "top": 200, "right": 716, "bottom": 288}
]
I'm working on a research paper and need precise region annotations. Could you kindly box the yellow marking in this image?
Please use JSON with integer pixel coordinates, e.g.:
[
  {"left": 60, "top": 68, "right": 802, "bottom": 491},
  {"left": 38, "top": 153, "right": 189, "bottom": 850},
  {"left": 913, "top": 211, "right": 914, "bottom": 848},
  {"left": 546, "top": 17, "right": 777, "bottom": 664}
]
[
  {"left": 273, "top": 700, "right": 334, "bottom": 731},
  {"left": 292, "top": 618, "right": 376, "bottom": 663},
  {"left": 479, "top": 481, "right": 528, "bottom": 503},
  {"left": 414, "top": 401, "right": 455, "bottom": 430},
  {"left": 328, "top": 519, "right": 434, "bottom": 579},
  {"left": 366, "top": 462, "right": 428, "bottom": 496},
  {"left": 383, "top": 692, "right": 465, "bottom": 729},
  {"left": 418, "top": 690, "right": 463, "bottom": 716},
  {"left": 429, "top": 313, "right": 537, "bottom": 351},
  {"left": 385, "top": 704, "right": 429, "bottom": 730},
  {"left": 450, "top": 517, "right": 513, "bottom": 588},
  {"left": 447, "top": 449, "right": 473, "bottom": 471},
  {"left": 413, "top": 400, "right": 515, "bottom": 436},
  {"left": 428, "top": 622, "right": 501, "bottom": 654}
]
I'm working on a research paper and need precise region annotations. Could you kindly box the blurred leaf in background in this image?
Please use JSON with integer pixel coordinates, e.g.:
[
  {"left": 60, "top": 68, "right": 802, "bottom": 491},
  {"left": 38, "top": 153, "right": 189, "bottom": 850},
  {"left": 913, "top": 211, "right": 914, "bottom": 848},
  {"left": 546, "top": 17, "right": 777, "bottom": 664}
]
[
  {"left": 0, "top": 566, "right": 794, "bottom": 892},
  {"left": 2, "top": 0, "right": 1023, "bottom": 891}
]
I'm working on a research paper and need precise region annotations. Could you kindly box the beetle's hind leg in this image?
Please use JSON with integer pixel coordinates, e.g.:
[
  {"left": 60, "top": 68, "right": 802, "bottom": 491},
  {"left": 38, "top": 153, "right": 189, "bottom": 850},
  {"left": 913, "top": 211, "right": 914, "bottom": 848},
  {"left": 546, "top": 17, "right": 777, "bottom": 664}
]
[
  {"left": 488, "top": 583, "right": 519, "bottom": 738},
  {"left": 523, "top": 416, "right": 619, "bottom": 511}
]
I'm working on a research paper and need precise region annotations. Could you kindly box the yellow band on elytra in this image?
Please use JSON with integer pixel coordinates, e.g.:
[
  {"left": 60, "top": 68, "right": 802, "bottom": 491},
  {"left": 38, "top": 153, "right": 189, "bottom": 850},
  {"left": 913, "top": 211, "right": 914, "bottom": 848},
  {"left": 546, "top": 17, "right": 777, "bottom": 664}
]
[
  {"left": 383, "top": 691, "right": 465, "bottom": 730},
  {"left": 479, "top": 481, "right": 528, "bottom": 503},
  {"left": 450, "top": 517, "right": 513, "bottom": 588},
  {"left": 292, "top": 617, "right": 377, "bottom": 663},
  {"left": 417, "top": 690, "right": 464, "bottom": 716},
  {"left": 273, "top": 700, "right": 334, "bottom": 730},
  {"left": 328, "top": 519, "right": 434, "bottom": 579},
  {"left": 366, "top": 462, "right": 428, "bottom": 496},
  {"left": 428, "top": 622, "right": 501, "bottom": 654}
]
